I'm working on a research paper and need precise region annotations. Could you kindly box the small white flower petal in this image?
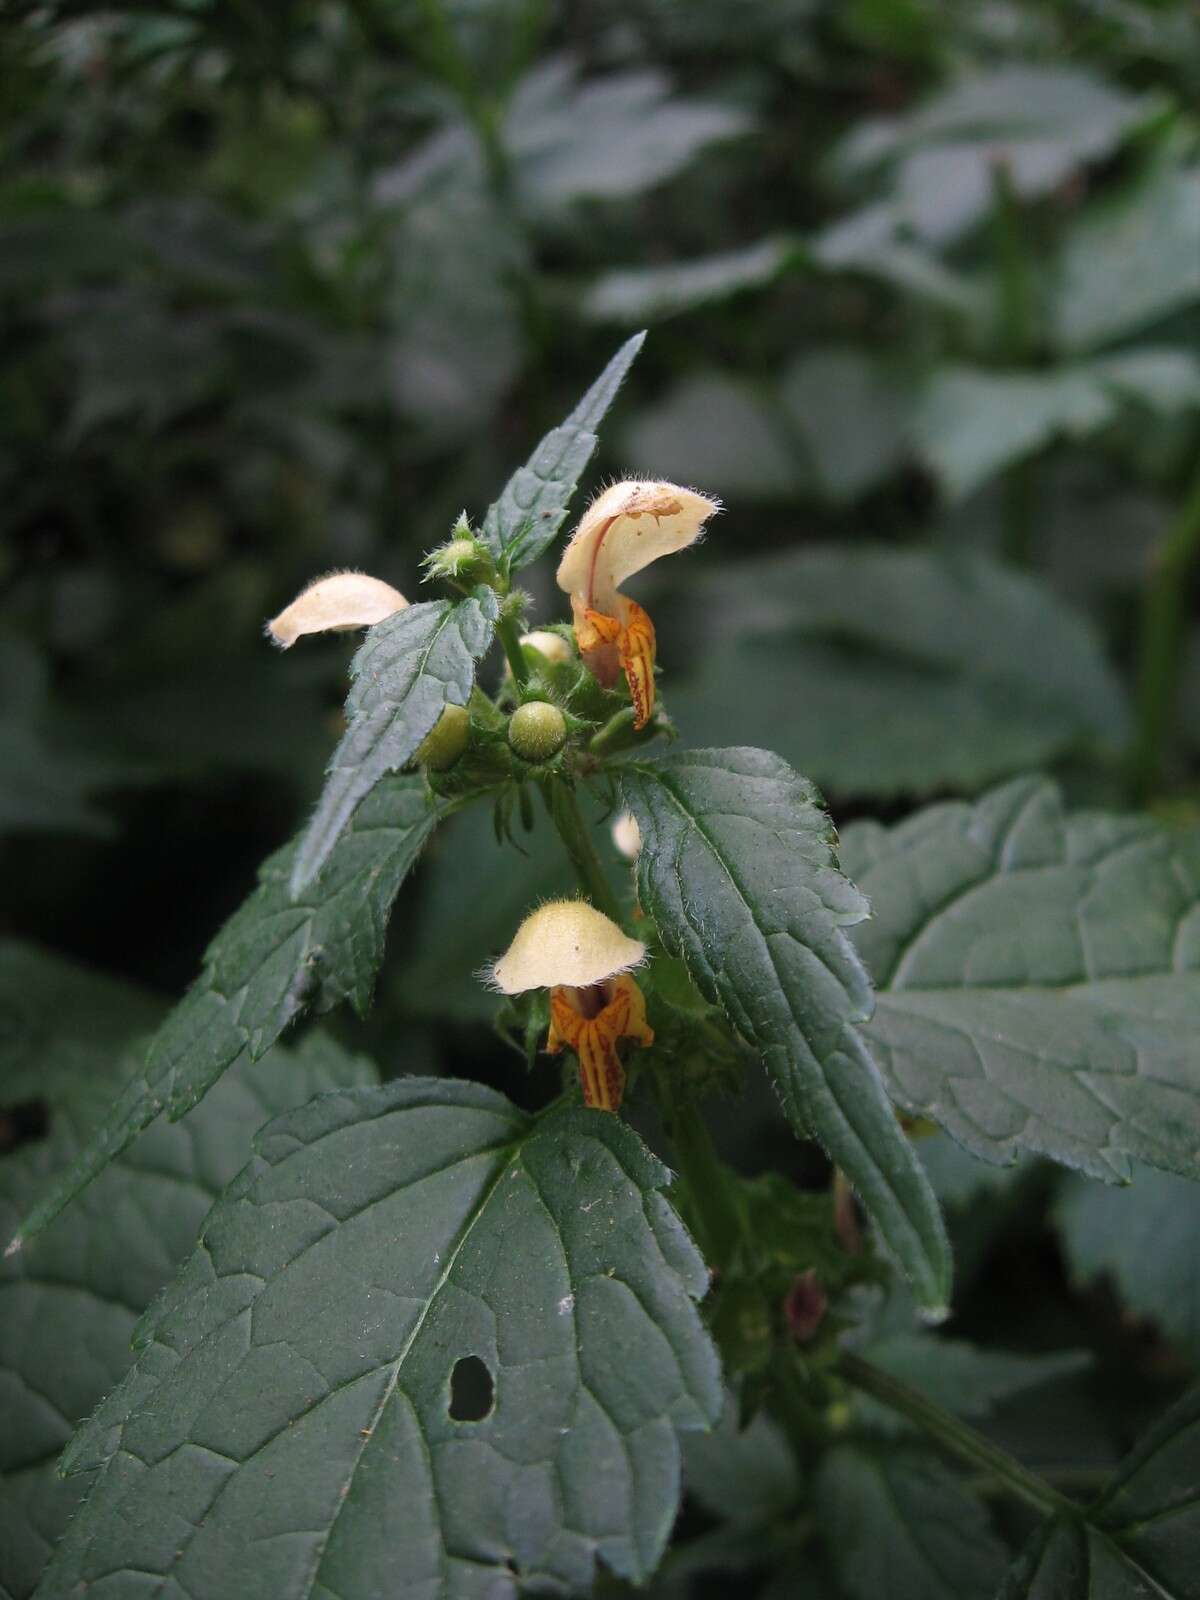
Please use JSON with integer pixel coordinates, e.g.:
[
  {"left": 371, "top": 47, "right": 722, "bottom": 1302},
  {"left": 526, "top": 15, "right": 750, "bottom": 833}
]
[
  {"left": 556, "top": 479, "right": 719, "bottom": 614},
  {"left": 266, "top": 572, "right": 408, "bottom": 648},
  {"left": 488, "top": 899, "right": 646, "bottom": 995},
  {"left": 611, "top": 812, "right": 642, "bottom": 861}
]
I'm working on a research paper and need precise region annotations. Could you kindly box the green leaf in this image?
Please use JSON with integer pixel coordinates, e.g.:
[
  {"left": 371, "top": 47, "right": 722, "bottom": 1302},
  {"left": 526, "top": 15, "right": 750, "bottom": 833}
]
[
  {"left": 11, "top": 774, "right": 447, "bottom": 1250},
  {"left": 1055, "top": 1164, "right": 1200, "bottom": 1358},
  {"left": 1052, "top": 160, "right": 1200, "bottom": 354},
  {"left": 618, "top": 373, "right": 804, "bottom": 501},
  {"left": 779, "top": 347, "right": 908, "bottom": 503},
  {"left": 668, "top": 549, "right": 1129, "bottom": 799},
  {"left": 507, "top": 61, "right": 751, "bottom": 214},
  {"left": 839, "top": 777, "right": 1200, "bottom": 1183},
  {"left": 853, "top": 1335, "right": 1090, "bottom": 1439},
  {"left": 619, "top": 748, "right": 951, "bottom": 1315},
  {"left": 0, "top": 941, "right": 375, "bottom": 1600},
  {"left": 291, "top": 595, "right": 496, "bottom": 893},
  {"left": 682, "top": 1397, "right": 798, "bottom": 1525},
  {"left": 816, "top": 1444, "right": 1009, "bottom": 1600},
  {"left": 481, "top": 330, "right": 646, "bottom": 569},
  {"left": 38, "top": 1082, "right": 721, "bottom": 1598},
  {"left": 832, "top": 65, "right": 1148, "bottom": 245},
  {"left": 1000, "top": 1386, "right": 1200, "bottom": 1598},
  {"left": 912, "top": 366, "right": 1116, "bottom": 501},
  {"left": 583, "top": 237, "right": 797, "bottom": 325}
]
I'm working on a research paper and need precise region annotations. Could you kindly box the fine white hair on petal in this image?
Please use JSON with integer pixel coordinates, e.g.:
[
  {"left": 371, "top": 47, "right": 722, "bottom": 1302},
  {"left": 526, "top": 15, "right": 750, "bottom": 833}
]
[
  {"left": 556, "top": 479, "right": 720, "bottom": 613},
  {"left": 266, "top": 571, "right": 408, "bottom": 648},
  {"left": 487, "top": 898, "right": 647, "bottom": 994}
]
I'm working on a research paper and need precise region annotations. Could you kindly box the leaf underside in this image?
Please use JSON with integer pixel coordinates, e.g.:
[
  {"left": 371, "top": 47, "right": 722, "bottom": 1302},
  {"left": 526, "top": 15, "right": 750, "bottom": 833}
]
[
  {"left": 619, "top": 746, "right": 951, "bottom": 1315},
  {"left": 291, "top": 594, "right": 497, "bottom": 893},
  {"left": 481, "top": 330, "right": 645, "bottom": 571},
  {"left": 37, "top": 1080, "right": 721, "bottom": 1600},
  {"left": 840, "top": 776, "right": 1200, "bottom": 1183},
  {"left": 13, "top": 774, "right": 446, "bottom": 1249}
]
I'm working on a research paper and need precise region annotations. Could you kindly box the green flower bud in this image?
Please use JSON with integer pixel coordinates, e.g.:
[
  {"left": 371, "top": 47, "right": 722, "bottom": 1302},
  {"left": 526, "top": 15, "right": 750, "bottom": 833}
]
[
  {"left": 421, "top": 523, "right": 496, "bottom": 587},
  {"left": 508, "top": 701, "right": 567, "bottom": 763},
  {"left": 415, "top": 703, "right": 470, "bottom": 771}
]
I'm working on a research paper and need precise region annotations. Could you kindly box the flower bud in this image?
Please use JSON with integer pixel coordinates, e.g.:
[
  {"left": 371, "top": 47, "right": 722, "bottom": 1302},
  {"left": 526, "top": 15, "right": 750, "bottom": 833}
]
[
  {"left": 508, "top": 701, "right": 567, "bottom": 763},
  {"left": 422, "top": 523, "right": 495, "bottom": 587},
  {"left": 415, "top": 703, "right": 470, "bottom": 771}
]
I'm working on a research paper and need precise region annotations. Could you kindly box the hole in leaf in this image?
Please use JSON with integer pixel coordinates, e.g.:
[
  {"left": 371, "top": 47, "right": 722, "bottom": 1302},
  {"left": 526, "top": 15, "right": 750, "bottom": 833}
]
[
  {"left": 0, "top": 1099, "right": 50, "bottom": 1156},
  {"left": 448, "top": 1355, "right": 495, "bottom": 1422}
]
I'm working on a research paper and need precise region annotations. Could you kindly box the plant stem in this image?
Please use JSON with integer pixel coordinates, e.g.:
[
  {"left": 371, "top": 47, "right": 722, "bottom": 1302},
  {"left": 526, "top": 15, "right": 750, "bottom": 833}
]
[
  {"left": 496, "top": 613, "right": 531, "bottom": 689},
  {"left": 543, "top": 781, "right": 621, "bottom": 922},
  {"left": 653, "top": 1077, "right": 747, "bottom": 1270},
  {"left": 837, "top": 1352, "right": 1077, "bottom": 1518},
  {"left": 1132, "top": 462, "right": 1200, "bottom": 799}
]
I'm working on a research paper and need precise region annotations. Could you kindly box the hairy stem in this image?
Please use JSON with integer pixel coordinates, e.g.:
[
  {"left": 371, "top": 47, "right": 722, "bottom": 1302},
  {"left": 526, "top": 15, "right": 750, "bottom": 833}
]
[
  {"left": 496, "top": 613, "right": 531, "bottom": 689},
  {"left": 543, "top": 781, "right": 621, "bottom": 922},
  {"left": 1132, "top": 462, "right": 1200, "bottom": 799},
  {"left": 838, "top": 1352, "right": 1077, "bottom": 1517}
]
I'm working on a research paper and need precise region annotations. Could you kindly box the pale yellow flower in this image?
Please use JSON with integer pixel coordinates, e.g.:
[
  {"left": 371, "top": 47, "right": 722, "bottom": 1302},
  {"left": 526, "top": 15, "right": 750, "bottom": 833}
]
[
  {"left": 266, "top": 572, "right": 408, "bottom": 648},
  {"left": 488, "top": 900, "right": 653, "bottom": 1113},
  {"left": 556, "top": 480, "right": 718, "bottom": 727}
]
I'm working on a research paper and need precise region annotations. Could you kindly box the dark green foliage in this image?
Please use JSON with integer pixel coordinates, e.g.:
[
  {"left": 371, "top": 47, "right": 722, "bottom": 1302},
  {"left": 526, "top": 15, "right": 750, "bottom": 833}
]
[
  {"left": 621, "top": 747, "right": 950, "bottom": 1313},
  {"left": 4, "top": 2, "right": 1200, "bottom": 1595},
  {"left": 35, "top": 1082, "right": 721, "bottom": 1598}
]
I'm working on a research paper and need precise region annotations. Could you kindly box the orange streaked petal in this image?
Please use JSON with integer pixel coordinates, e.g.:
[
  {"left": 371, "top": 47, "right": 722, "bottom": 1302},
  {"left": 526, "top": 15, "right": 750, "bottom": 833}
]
[{"left": 617, "top": 600, "right": 656, "bottom": 729}]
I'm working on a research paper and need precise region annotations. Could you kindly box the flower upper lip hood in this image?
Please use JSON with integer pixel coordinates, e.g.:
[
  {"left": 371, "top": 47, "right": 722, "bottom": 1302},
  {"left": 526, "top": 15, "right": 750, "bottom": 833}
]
[
  {"left": 555, "top": 479, "right": 719, "bottom": 729},
  {"left": 488, "top": 899, "right": 646, "bottom": 995},
  {"left": 266, "top": 571, "right": 408, "bottom": 648},
  {"left": 556, "top": 480, "right": 719, "bottom": 617}
]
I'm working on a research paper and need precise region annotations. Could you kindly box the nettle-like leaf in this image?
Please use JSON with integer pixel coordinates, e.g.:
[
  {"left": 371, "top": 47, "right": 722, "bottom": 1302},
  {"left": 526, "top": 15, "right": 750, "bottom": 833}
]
[
  {"left": 291, "top": 594, "right": 497, "bottom": 893},
  {"left": 839, "top": 776, "right": 1200, "bottom": 1182},
  {"left": 37, "top": 1081, "right": 721, "bottom": 1599},
  {"left": 1055, "top": 1164, "right": 1200, "bottom": 1358},
  {"left": 583, "top": 238, "right": 796, "bottom": 325},
  {"left": 1051, "top": 158, "right": 1200, "bottom": 355},
  {"left": 619, "top": 748, "right": 951, "bottom": 1315},
  {"left": 817, "top": 1444, "right": 1009, "bottom": 1600},
  {"left": 1000, "top": 1386, "right": 1200, "bottom": 1599},
  {"left": 481, "top": 330, "right": 645, "bottom": 571},
  {"left": 13, "top": 775, "right": 447, "bottom": 1249},
  {"left": 668, "top": 548, "right": 1128, "bottom": 800},
  {"left": 0, "top": 941, "right": 376, "bottom": 1600}
]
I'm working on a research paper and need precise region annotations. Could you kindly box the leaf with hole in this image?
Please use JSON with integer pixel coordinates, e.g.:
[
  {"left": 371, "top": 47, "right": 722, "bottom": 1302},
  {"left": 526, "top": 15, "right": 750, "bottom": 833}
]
[
  {"left": 619, "top": 747, "right": 951, "bottom": 1314},
  {"left": 839, "top": 776, "right": 1200, "bottom": 1182},
  {"left": 35, "top": 1081, "right": 720, "bottom": 1599},
  {"left": 12, "top": 775, "right": 448, "bottom": 1250}
]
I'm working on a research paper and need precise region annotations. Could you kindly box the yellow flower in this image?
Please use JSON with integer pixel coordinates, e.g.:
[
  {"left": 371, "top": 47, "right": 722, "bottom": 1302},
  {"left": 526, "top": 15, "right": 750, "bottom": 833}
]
[
  {"left": 488, "top": 900, "right": 654, "bottom": 1113},
  {"left": 556, "top": 480, "right": 718, "bottom": 727},
  {"left": 266, "top": 572, "right": 408, "bottom": 648}
]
